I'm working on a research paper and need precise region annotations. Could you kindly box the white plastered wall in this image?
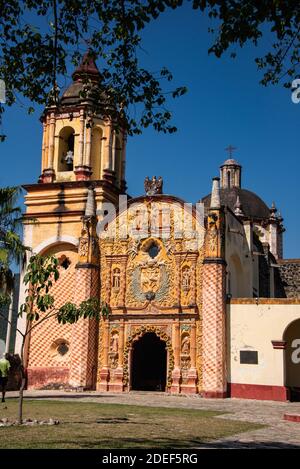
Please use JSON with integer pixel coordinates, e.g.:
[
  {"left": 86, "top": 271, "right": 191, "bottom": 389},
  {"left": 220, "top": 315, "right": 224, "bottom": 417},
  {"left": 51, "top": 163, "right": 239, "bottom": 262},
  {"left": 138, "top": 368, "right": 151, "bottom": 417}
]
[{"left": 227, "top": 302, "right": 300, "bottom": 386}]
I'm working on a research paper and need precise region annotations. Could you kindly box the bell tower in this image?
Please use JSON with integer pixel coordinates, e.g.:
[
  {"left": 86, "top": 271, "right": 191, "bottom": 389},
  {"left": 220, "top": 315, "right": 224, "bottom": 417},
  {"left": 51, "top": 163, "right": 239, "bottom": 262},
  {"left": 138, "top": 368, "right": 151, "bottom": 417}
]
[
  {"left": 39, "top": 51, "right": 126, "bottom": 191},
  {"left": 16, "top": 53, "right": 128, "bottom": 367}
]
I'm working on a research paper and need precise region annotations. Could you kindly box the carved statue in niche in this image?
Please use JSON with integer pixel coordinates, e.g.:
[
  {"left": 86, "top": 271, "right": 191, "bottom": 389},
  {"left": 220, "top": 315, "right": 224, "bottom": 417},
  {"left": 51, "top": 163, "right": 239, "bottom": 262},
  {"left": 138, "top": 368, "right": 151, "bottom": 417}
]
[
  {"left": 181, "top": 334, "right": 191, "bottom": 372},
  {"left": 112, "top": 268, "right": 121, "bottom": 290},
  {"left": 109, "top": 332, "right": 119, "bottom": 369},
  {"left": 181, "top": 335, "right": 190, "bottom": 355},
  {"left": 181, "top": 266, "right": 190, "bottom": 292},
  {"left": 207, "top": 212, "right": 220, "bottom": 256},
  {"left": 110, "top": 333, "right": 119, "bottom": 353}
]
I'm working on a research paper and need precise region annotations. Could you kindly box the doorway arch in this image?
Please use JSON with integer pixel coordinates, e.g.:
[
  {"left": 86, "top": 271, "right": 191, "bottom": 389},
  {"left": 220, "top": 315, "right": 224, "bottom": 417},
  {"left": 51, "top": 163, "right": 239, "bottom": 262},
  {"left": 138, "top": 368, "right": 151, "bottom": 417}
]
[
  {"left": 131, "top": 332, "right": 167, "bottom": 391},
  {"left": 283, "top": 318, "right": 300, "bottom": 401}
]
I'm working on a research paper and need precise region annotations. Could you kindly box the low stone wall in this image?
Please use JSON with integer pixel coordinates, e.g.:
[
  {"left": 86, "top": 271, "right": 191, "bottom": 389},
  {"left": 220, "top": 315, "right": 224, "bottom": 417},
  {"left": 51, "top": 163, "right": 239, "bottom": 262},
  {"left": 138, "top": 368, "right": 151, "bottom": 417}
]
[{"left": 277, "top": 260, "right": 300, "bottom": 298}]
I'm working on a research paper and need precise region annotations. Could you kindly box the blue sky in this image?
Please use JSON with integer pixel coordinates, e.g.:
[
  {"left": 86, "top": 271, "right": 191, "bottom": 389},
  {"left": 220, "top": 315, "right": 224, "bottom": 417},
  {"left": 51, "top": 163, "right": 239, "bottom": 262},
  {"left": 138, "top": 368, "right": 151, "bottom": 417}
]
[{"left": 0, "top": 5, "right": 299, "bottom": 258}]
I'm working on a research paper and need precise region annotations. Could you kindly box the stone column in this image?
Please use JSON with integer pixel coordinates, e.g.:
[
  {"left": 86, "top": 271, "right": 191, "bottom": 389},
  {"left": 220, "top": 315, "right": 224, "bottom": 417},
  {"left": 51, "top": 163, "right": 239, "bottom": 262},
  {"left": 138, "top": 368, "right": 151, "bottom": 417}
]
[
  {"left": 171, "top": 321, "right": 181, "bottom": 393},
  {"left": 85, "top": 124, "right": 92, "bottom": 167},
  {"left": 48, "top": 112, "right": 55, "bottom": 168},
  {"left": 69, "top": 189, "right": 100, "bottom": 389},
  {"left": 69, "top": 266, "right": 99, "bottom": 389},
  {"left": 111, "top": 322, "right": 125, "bottom": 392},
  {"left": 102, "top": 123, "right": 116, "bottom": 185},
  {"left": 44, "top": 116, "right": 49, "bottom": 170},
  {"left": 174, "top": 253, "right": 182, "bottom": 307},
  {"left": 41, "top": 121, "right": 46, "bottom": 173},
  {"left": 202, "top": 177, "right": 227, "bottom": 398},
  {"left": 78, "top": 109, "right": 85, "bottom": 166},
  {"left": 42, "top": 111, "right": 56, "bottom": 182},
  {"left": 202, "top": 261, "right": 227, "bottom": 398},
  {"left": 185, "top": 322, "right": 198, "bottom": 393},
  {"left": 98, "top": 319, "right": 110, "bottom": 391},
  {"left": 75, "top": 116, "right": 93, "bottom": 181}
]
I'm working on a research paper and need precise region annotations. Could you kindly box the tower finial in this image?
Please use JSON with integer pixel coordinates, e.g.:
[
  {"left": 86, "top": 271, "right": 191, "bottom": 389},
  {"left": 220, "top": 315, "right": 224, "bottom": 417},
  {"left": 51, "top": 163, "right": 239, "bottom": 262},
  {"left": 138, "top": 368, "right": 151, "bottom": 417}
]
[
  {"left": 85, "top": 186, "right": 96, "bottom": 217},
  {"left": 269, "top": 201, "right": 277, "bottom": 220},
  {"left": 210, "top": 177, "right": 221, "bottom": 209},
  {"left": 234, "top": 195, "right": 244, "bottom": 217},
  {"left": 72, "top": 50, "right": 101, "bottom": 83}
]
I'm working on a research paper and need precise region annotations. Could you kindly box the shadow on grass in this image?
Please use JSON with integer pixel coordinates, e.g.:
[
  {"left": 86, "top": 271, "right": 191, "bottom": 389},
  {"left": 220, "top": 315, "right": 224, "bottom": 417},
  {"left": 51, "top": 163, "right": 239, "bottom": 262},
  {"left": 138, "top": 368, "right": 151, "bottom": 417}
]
[
  {"left": 36, "top": 436, "right": 300, "bottom": 449},
  {"left": 6, "top": 394, "right": 118, "bottom": 400}
]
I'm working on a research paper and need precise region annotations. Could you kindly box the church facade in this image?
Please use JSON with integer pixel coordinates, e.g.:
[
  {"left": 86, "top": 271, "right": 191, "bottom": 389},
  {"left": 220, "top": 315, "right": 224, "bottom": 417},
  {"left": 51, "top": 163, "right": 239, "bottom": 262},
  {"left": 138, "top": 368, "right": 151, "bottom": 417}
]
[{"left": 16, "top": 54, "right": 300, "bottom": 401}]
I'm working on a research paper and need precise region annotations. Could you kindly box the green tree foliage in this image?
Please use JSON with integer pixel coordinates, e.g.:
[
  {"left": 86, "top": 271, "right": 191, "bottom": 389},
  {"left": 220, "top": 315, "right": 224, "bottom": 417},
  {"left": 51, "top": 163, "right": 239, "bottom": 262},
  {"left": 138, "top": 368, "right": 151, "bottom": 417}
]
[
  {"left": 7, "top": 254, "right": 104, "bottom": 424},
  {"left": 0, "top": 187, "right": 27, "bottom": 299},
  {"left": 0, "top": 0, "right": 188, "bottom": 139},
  {"left": 1, "top": 1, "right": 299, "bottom": 142}
]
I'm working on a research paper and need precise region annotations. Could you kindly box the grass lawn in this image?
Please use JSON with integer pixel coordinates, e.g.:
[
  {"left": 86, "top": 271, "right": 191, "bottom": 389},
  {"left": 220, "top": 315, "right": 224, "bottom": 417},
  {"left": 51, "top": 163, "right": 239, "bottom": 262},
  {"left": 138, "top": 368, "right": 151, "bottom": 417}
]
[{"left": 0, "top": 399, "right": 263, "bottom": 448}]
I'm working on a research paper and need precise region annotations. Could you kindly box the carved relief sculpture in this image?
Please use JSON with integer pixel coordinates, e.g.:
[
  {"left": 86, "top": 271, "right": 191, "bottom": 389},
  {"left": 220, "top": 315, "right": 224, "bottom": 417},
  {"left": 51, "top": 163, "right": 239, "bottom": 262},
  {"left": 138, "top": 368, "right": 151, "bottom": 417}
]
[
  {"left": 180, "top": 334, "right": 191, "bottom": 372},
  {"left": 182, "top": 266, "right": 191, "bottom": 293}
]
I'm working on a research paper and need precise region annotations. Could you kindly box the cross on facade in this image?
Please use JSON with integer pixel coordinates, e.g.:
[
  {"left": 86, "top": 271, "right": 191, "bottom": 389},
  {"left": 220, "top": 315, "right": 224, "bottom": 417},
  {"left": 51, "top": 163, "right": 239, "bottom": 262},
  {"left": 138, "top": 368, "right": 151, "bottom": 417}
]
[{"left": 225, "top": 145, "right": 237, "bottom": 159}]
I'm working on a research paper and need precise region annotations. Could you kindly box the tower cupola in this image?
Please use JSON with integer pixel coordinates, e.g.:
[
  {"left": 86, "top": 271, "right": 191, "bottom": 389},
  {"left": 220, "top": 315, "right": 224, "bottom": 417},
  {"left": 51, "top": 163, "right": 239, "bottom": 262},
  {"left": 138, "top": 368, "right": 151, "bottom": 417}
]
[
  {"left": 220, "top": 158, "right": 242, "bottom": 189},
  {"left": 39, "top": 51, "right": 126, "bottom": 191}
]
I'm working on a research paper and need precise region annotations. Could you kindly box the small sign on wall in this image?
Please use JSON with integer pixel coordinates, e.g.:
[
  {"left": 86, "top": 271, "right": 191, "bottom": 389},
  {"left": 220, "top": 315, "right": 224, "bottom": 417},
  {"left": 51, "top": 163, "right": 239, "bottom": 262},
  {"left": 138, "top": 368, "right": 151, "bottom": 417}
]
[{"left": 240, "top": 350, "right": 258, "bottom": 365}]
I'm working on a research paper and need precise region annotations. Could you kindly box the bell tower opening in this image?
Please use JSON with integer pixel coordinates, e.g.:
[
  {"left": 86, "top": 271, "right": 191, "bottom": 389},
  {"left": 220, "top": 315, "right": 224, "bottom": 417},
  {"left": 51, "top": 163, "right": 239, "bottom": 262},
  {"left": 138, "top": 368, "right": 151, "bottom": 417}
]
[
  {"left": 58, "top": 126, "right": 75, "bottom": 172},
  {"left": 131, "top": 332, "right": 167, "bottom": 391}
]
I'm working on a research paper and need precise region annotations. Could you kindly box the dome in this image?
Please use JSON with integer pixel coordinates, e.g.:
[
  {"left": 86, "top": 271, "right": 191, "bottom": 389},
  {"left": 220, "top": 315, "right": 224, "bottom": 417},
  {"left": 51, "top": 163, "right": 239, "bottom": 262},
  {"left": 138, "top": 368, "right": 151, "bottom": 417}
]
[
  {"left": 60, "top": 51, "right": 105, "bottom": 107},
  {"left": 201, "top": 187, "right": 270, "bottom": 220},
  {"left": 60, "top": 81, "right": 88, "bottom": 105},
  {"left": 222, "top": 158, "right": 240, "bottom": 166}
]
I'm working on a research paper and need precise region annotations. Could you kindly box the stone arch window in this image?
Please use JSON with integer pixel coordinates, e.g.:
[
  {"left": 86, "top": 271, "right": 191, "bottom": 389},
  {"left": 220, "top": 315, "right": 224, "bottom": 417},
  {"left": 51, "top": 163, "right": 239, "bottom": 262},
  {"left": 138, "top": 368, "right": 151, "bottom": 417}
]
[
  {"left": 181, "top": 266, "right": 191, "bottom": 292},
  {"left": 91, "top": 126, "right": 103, "bottom": 179},
  {"left": 227, "top": 170, "right": 231, "bottom": 188},
  {"left": 112, "top": 267, "right": 121, "bottom": 289},
  {"left": 58, "top": 126, "right": 75, "bottom": 172}
]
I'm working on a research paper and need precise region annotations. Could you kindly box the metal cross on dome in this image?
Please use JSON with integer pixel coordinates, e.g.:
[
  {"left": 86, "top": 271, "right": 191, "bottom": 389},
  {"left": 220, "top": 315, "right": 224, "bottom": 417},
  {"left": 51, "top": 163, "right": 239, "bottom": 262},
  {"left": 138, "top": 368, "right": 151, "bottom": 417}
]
[{"left": 225, "top": 145, "right": 237, "bottom": 158}]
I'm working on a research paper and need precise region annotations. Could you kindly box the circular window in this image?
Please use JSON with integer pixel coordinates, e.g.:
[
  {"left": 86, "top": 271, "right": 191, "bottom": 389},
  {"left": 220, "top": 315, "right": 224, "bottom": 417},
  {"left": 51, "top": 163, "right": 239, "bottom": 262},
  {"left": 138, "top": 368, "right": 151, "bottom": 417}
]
[
  {"left": 57, "top": 342, "right": 69, "bottom": 356},
  {"left": 50, "top": 339, "right": 70, "bottom": 360}
]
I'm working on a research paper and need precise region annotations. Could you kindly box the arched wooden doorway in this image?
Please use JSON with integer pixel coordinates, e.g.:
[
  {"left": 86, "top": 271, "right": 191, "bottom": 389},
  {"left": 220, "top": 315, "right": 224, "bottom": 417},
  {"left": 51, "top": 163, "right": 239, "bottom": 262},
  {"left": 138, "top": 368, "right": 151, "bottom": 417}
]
[
  {"left": 284, "top": 318, "right": 300, "bottom": 401},
  {"left": 131, "top": 332, "right": 167, "bottom": 391}
]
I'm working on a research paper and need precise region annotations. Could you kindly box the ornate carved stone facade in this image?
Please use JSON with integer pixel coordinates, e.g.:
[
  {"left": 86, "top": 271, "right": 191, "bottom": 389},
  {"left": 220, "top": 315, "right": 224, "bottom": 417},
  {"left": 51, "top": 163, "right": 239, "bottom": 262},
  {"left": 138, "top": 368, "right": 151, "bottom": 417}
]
[{"left": 96, "top": 197, "right": 206, "bottom": 393}]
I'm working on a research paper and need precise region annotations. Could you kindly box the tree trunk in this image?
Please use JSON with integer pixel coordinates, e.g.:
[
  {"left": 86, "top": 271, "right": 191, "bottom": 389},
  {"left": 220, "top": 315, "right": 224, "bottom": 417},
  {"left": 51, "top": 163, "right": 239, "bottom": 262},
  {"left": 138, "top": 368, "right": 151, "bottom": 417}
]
[
  {"left": 18, "top": 338, "right": 26, "bottom": 424},
  {"left": 18, "top": 367, "right": 26, "bottom": 425}
]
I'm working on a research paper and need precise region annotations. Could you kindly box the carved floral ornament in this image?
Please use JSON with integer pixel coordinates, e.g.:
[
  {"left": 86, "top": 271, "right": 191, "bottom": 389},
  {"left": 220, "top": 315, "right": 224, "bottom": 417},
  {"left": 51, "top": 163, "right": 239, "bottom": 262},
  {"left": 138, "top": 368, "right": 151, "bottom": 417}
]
[
  {"left": 79, "top": 238, "right": 88, "bottom": 257},
  {"left": 122, "top": 325, "right": 174, "bottom": 388}
]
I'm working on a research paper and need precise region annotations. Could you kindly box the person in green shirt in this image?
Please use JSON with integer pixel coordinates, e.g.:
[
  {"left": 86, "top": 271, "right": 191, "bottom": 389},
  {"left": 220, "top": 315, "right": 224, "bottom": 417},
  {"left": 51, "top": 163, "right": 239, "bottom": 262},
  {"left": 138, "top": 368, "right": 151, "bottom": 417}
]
[{"left": 0, "top": 353, "right": 11, "bottom": 403}]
